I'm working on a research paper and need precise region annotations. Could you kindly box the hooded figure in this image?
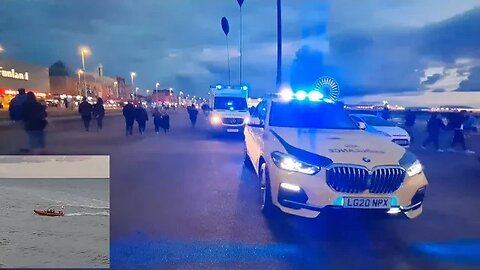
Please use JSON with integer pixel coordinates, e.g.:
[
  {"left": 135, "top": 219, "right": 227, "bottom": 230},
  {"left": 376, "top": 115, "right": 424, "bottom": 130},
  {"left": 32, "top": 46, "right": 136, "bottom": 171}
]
[
  {"left": 78, "top": 97, "right": 93, "bottom": 131},
  {"left": 22, "top": 92, "right": 48, "bottom": 154},
  {"left": 122, "top": 102, "right": 136, "bottom": 135},
  {"left": 135, "top": 105, "right": 149, "bottom": 134}
]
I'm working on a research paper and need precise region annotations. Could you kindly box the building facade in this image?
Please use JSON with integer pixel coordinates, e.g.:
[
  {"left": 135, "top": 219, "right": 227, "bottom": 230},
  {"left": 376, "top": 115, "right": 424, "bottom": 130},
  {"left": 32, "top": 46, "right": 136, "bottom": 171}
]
[{"left": 0, "top": 59, "right": 50, "bottom": 108}]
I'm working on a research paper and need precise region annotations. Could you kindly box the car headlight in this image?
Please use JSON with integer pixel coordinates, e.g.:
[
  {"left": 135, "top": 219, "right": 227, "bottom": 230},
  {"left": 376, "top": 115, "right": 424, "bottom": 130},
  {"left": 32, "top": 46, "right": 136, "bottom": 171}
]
[
  {"left": 210, "top": 115, "right": 221, "bottom": 125},
  {"left": 271, "top": 151, "right": 320, "bottom": 175},
  {"left": 244, "top": 116, "right": 250, "bottom": 124},
  {"left": 406, "top": 160, "right": 423, "bottom": 177}
]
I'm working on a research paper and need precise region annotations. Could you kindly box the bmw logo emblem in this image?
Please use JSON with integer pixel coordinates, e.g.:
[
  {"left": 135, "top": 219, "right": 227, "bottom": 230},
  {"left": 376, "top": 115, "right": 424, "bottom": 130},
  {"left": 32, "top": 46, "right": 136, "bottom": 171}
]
[{"left": 362, "top": 157, "right": 371, "bottom": 163}]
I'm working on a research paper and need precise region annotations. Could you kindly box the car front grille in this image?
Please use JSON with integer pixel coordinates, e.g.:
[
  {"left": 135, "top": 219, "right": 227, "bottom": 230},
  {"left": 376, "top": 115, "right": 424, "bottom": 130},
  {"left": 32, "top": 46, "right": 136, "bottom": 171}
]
[
  {"left": 326, "top": 165, "right": 405, "bottom": 194},
  {"left": 222, "top": 118, "right": 244, "bottom": 125},
  {"left": 392, "top": 139, "right": 409, "bottom": 146}
]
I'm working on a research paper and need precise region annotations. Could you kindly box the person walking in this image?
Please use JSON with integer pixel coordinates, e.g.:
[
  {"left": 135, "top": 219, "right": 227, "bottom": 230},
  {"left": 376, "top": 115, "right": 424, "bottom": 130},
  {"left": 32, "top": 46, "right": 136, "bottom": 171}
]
[
  {"left": 122, "top": 101, "right": 136, "bottom": 136},
  {"left": 135, "top": 105, "right": 149, "bottom": 134},
  {"left": 448, "top": 110, "right": 475, "bottom": 154},
  {"left": 381, "top": 105, "right": 390, "bottom": 120},
  {"left": 463, "top": 112, "right": 477, "bottom": 138},
  {"left": 78, "top": 97, "right": 93, "bottom": 132},
  {"left": 187, "top": 104, "right": 199, "bottom": 127},
  {"left": 152, "top": 107, "right": 162, "bottom": 134},
  {"left": 160, "top": 110, "right": 170, "bottom": 134},
  {"left": 404, "top": 109, "right": 416, "bottom": 143},
  {"left": 422, "top": 113, "right": 445, "bottom": 152},
  {"left": 22, "top": 92, "right": 48, "bottom": 154},
  {"left": 9, "top": 88, "right": 28, "bottom": 122},
  {"left": 93, "top": 97, "right": 105, "bottom": 131}
]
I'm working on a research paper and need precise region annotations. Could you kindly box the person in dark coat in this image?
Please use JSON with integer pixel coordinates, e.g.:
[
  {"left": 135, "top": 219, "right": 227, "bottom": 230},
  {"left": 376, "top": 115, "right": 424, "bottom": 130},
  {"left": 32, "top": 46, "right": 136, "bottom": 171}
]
[
  {"left": 93, "top": 97, "right": 105, "bottom": 131},
  {"left": 152, "top": 107, "right": 162, "bottom": 134},
  {"left": 9, "top": 88, "right": 27, "bottom": 122},
  {"left": 160, "top": 111, "right": 170, "bottom": 133},
  {"left": 187, "top": 104, "right": 199, "bottom": 127},
  {"left": 381, "top": 105, "right": 390, "bottom": 120},
  {"left": 404, "top": 109, "right": 416, "bottom": 142},
  {"left": 447, "top": 110, "right": 475, "bottom": 154},
  {"left": 22, "top": 92, "right": 48, "bottom": 154},
  {"left": 122, "top": 101, "right": 136, "bottom": 135},
  {"left": 421, "top": 113, "right": 445, "bottom": 151},
  {"left": 78, "top": 97, "right": 93, "bottom": 131},
  {"left": 135, "top": 105, "right": 149, "bottom": 134}
]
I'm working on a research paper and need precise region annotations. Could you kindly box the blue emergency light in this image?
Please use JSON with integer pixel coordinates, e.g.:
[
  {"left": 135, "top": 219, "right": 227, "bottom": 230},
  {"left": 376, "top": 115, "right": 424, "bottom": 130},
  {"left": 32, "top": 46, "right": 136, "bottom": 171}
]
[{"left": 279, "top": 88, "right": 327, "bottom": 102}]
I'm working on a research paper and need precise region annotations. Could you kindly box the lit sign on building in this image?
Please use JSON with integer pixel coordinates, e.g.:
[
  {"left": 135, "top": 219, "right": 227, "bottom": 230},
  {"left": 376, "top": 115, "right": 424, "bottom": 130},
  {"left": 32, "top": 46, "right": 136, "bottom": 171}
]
[{"left": 0, "top": 66, "right": 29, "bottom": 81}]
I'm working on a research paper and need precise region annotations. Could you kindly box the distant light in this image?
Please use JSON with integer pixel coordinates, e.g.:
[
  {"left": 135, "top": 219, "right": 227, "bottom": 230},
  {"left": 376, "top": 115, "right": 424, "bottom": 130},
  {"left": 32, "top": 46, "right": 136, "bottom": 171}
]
[
  {"left": 295, "top": 90, "right": 307, "bottom": 101},
  {"left": 279, "top": 87, "right": 293, "bottom": 101},
  {"left": 229, "top": 107, "right": 234, "bottom": 111},
  {"left": 216, "top": 84, "right": 222, "bottom": 90},
  {"left": 257, "top": 98, "right": 262, "bottom": 102},
  {"left": 308, "top": 91, "right": 324, "bottom": 101},
  {"left": 227, "top": 101, "right": 233, "bottom": 106},
  {"left": 241, "top": 86, "right": 248, "bottom": 91}
]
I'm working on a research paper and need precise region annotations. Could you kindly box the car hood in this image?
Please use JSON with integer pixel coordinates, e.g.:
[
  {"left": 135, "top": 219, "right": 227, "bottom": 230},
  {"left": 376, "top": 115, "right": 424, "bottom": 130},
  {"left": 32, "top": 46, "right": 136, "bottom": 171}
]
[
  {"left": 269, "top": 127, "right": 408, "bottom": 168},
  {"left": 370, "top": 126, "right": 409, "bottom": 137}
]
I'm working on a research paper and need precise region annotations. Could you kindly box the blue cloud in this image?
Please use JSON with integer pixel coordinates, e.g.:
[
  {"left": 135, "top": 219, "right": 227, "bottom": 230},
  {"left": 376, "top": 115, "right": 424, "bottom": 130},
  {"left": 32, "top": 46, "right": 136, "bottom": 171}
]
[{"left": 457, "top": 66, "right": 480, "bottom": 91}]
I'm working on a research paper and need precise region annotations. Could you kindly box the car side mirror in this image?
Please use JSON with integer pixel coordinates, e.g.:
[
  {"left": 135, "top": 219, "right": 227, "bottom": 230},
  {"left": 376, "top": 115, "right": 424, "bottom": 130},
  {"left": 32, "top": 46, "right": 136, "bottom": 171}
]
[{"left": 357, "top": 122, "right": 367, "bottom": 130}]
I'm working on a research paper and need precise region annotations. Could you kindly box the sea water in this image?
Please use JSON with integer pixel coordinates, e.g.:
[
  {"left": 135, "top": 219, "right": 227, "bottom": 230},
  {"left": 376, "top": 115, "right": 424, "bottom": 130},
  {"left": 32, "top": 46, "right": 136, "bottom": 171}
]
[{"left": 0, "top": 178, "right": 109, "bottom": 268}]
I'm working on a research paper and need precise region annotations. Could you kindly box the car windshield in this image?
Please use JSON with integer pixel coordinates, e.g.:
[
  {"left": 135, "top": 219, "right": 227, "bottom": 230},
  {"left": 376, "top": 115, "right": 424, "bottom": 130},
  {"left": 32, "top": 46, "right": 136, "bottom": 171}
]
[
  {"left": 269, "top": 101, "right": 358, "bottom": 129},
  {"left": 214, "top": 97, "right": 247, "bottom": 110},
  {"left": 361, "top": 116, "right": 397, "bottom": 127}
]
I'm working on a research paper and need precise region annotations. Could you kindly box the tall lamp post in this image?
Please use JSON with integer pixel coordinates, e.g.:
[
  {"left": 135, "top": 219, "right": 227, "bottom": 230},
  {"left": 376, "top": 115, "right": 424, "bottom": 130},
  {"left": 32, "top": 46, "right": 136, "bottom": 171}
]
[
  {"left": 79, "top": 47, "right": 91, "bottom": 96},
  {"left": 0, "top": 44, "right": 5, "bottom": 54},
  {"left": 130, "top": 72, "right": 136, "bottom": 100},
  {"left": 276, "top": 0, "right": 282, "bottom": 88},
  {"left": 236, "top": 0, "right": 245, "bottom": 85},
  {"left": 114, "top": 81, "right": 119, "bottom": 99},
  {"left": 77, "top": 69, "right": 84, "bottom": 96}
]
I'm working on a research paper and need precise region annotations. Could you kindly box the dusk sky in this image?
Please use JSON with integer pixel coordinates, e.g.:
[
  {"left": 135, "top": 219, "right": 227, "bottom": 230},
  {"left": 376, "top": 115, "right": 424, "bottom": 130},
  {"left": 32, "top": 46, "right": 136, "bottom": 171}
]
[{"left": 1, "top": 0, "right": 480, "bottom": 106}]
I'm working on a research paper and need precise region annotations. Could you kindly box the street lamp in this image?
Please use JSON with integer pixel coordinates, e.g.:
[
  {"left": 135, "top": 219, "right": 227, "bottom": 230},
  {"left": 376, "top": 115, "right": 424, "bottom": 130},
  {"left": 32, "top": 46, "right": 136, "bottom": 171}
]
[
  {"left": 77, "top": 69, "right": 84, "bottom": 96},
  {"left": 0, "top": 44, "right": 4, "bottom": 54},
  {"left": 79, "top": 46, "right": 91, "bottom": 96},
  {"left": 276, "top": 0, "right": 282, "bottom": 88},
  {"left": 156, "top": 82, "right": 160, "bottom": 91},
  {"left": 113, "top": 81, "right": 119, "bottom": 99},
  {"left": 135, "top": 87, "right": 139, "bottom": 98},
  {"left": 130, "top": 72, "right": 136, "bottom": 99}
]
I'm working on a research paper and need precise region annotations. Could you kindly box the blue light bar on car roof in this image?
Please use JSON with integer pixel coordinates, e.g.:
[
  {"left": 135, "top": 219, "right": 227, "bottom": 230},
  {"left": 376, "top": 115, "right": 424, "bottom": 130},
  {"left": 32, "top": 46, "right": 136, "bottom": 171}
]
[{"left": 278, "top": 88, "right": 327, "bottom": 102}]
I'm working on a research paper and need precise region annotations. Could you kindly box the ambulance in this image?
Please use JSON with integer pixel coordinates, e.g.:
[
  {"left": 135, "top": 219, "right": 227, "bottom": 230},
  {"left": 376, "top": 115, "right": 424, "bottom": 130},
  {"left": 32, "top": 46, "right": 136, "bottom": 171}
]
[{"left": 208, "top": 84, "right": 250, "bottom": 133}]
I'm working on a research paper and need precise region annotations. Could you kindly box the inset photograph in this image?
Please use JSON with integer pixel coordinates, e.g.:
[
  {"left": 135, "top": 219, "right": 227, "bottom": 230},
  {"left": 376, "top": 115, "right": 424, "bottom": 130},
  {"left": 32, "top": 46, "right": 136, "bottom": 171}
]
[{"left": 0, "top": 155, "right": 109, "bottom": 269}]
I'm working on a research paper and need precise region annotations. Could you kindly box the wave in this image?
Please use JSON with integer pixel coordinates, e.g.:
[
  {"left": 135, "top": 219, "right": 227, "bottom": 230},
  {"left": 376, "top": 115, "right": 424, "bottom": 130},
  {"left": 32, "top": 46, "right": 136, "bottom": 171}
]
[{"left": 65, "top": 211, "right": 109, "bottom": 217}]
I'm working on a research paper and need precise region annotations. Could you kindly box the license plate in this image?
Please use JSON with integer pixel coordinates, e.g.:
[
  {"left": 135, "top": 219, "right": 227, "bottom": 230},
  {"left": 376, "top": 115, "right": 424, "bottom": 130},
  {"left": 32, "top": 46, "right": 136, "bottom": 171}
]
[
  {"left": 343, "top": 197, "right": 391, "bottom": 209},
  {"left": 227, "top": 129, "right": 239, "bottom": 132}
]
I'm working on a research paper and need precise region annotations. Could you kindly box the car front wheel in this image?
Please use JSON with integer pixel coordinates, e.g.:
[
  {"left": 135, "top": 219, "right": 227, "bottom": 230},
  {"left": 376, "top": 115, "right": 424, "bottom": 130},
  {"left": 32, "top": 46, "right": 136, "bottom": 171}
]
[{"left": 260, "top": 163, "right": 275, "bottom": 216}]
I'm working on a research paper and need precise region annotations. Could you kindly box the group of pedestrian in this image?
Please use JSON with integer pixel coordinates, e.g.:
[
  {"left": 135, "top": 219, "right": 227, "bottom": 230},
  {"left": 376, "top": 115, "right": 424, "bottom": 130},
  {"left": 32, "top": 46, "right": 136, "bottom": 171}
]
[
  {"left": 78, "top": 97, "right": 105, "bottom": 132},
  {"left": 417, "top": 110, "right": 476, "bottom": 154},
  {"left": 122, "top": 102, "right": 170, "bottom": 135},
  {"left": 8, "top": 88, "right": 48, "bottom": 154}
]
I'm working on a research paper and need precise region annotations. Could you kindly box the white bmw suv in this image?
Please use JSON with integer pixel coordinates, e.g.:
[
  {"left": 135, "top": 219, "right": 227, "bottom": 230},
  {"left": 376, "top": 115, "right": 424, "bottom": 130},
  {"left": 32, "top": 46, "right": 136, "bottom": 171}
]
[{"left": 244, "top": 93, "right": 428, "bottom": 219}]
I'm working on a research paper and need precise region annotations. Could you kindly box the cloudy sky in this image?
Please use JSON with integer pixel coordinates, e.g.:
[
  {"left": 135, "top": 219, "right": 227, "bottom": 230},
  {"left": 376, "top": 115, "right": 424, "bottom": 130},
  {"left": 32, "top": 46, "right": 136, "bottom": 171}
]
[{"left": 1, "top": 0, "right": 480, "bottom": 106}]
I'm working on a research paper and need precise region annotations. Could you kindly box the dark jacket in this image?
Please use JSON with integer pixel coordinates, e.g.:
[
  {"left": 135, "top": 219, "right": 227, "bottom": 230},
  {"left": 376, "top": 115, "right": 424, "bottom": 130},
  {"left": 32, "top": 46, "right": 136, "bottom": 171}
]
[
  {"left": 135, "top": 107, "right": 149, "bottom": 123},
  {"left": 22, "top": 101, "right": 48, "bottom": 131},
  {"left": 123, "top": 104, "right": 136, "bottom": 121},
  {"left": 405, "top": 112, "right": 416, "bottom": 127},
  {"left": 188, "top": 107, "right": 198, "bottom": 119},
  {"left": 427, "top": 118, "right": 445, "bottom": 135},
  {"left": 160, "top": 114, "right": 170, "bottom": 130},
  {"left": 9, "top": 93, "right": 28, "bottom": 121},
  {"left": 448, "top": 114, "right": 467, "bottom": 130},
  {"left": 153, "top": 110, "right": 162, "bottom": 125},
  {"left": 93, "top": 103, "right": 105, "bottom": 118},
  {"left": 79, "top": 101, "right": 93, "bottom": 118}
]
